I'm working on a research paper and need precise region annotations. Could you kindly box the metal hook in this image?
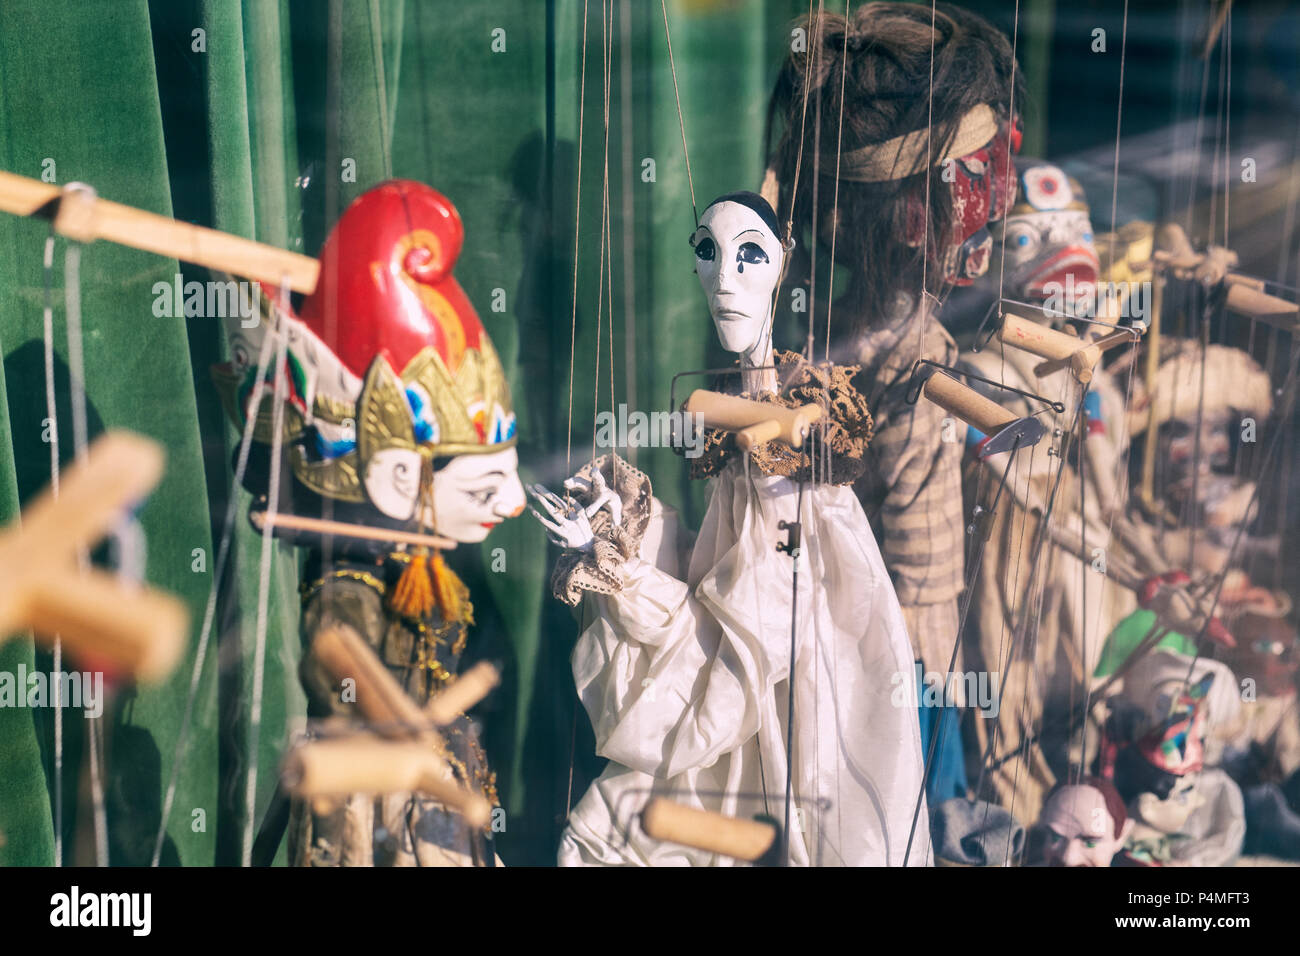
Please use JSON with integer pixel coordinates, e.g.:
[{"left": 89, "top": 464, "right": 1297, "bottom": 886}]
[{"left": 903, "top": 358, "right": 1067, "bottom": 414}]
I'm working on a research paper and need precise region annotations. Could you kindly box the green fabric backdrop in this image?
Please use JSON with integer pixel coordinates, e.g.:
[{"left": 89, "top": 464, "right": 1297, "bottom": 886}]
[{"left": 0, "top": 0, "right": 1045, "bottom": 865}]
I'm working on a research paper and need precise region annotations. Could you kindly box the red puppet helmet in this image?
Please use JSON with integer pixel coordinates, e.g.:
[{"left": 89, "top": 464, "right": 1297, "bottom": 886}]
[{"left": 215, "top": 180, "right": 516, "bottom": 520}]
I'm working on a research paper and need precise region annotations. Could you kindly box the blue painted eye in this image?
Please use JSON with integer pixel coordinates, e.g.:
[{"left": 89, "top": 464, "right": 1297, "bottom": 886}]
[
  {"left": 738, "top": 242, "right": 770, "bottom": 265},
  {"left": 1016, "top": 234, "right": 1030, "bottom": 246},
  {"left": 694, "top": 237, "right": 716, "bottom": 261}
]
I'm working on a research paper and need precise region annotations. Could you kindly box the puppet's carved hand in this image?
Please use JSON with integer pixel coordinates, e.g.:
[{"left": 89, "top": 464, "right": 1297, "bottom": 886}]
[
  {"left": 564, "top": 468, "right": 623, "bottom": 528},
  {"left": 527, "top": 483, "right": 596, "bottom": 552}
]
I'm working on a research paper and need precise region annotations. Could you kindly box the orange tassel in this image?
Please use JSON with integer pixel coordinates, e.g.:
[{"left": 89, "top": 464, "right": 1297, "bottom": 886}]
[
  {"left": 390, "top": 549, "right": 436, "bottom": 620},
  {"left": 430, "top": 552, "right": 474, "bottom": 626}
]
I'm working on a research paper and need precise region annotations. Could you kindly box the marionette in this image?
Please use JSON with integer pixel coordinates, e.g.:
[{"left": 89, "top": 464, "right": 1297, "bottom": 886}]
[
  {"left": 214, "top": 180, "right": 524, "bottom": 866},
  {"left": 1034, "top": 777, "right": 1134, "bottom": 867},
  {"left": 959, "top": 162, "right": 1141, "bottom": 821},
  {"left": 527, "top": 191, "right": 926, "bottom": 866},
  {"left": 762, "top": 3, "right": 1021, "bottom": 804},
  {"left": 1105, "top": 649, "right": 1245, "bottom": 866}
]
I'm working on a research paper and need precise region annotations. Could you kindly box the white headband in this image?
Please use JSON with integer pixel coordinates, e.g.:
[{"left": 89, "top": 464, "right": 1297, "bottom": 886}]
[{"left": 834, "top": 103, "right": 999, "bottom": 183}]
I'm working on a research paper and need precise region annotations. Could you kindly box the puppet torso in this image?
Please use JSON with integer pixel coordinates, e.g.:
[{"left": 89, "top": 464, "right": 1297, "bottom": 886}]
[
  {"left": 559, "top": 459, "right": 928, "bottom": 866},
  {"left": 288, "top": 554, "right": 499, "bottom": 867}
]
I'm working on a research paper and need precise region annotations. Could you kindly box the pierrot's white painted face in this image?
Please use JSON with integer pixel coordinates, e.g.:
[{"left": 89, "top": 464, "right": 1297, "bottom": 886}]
[
  {"left": 428, "top": 446, "right": 525, "bottom": 543},
  {"left": 692, "top": 201, "right": 784, "bottom": 355}
]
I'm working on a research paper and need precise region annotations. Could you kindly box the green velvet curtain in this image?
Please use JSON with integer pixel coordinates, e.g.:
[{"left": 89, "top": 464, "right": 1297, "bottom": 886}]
[{"left": 0, "top": 0, "right": 1045, "bottom": 866}]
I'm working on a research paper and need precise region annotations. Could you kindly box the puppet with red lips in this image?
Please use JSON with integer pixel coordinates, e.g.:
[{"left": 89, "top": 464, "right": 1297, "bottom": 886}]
[
  {"left": 214, "top": 180, "right": 524, "bottom": 867},
  {"left": 991, "top": 160, "right": 1101, "bottom": 308}
]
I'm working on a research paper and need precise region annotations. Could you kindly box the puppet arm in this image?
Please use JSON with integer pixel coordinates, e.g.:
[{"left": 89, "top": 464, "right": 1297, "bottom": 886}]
[{"left": 531, "top": 462, "right": 782, "bottom": 780}]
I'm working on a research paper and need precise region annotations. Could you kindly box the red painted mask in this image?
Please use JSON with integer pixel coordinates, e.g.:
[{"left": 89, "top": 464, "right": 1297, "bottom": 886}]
[{"left": 909, "top": 116, "right": 1021, "bottom": 285}]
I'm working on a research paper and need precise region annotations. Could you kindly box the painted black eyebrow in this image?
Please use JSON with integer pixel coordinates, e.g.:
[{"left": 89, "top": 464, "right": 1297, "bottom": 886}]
[{"left": 733, "top": 229, "right": 767, "bottom": 241}]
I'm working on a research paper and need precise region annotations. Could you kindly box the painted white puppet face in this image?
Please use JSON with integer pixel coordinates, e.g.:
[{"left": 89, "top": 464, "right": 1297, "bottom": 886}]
[
  {"left": 1040, "top": 785, "right": 1130, "bottom": 867},
  {"left": 429, "top": 447, "right": 526, "bottom": 543},
  {"left": 692, "top": 201, "right": 784, "bottom": 355}
]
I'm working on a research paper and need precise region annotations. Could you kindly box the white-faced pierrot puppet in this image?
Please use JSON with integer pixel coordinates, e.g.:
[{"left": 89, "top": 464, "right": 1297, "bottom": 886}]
[
  {"left": 527, "top": 191, "right": 926, "bottom": 866},
  {"left": 213, "top": 180, "right": 525, "bottom": 866},
  {"left": 1105, "top": 649, "right": 1245, "bottom": 866}
]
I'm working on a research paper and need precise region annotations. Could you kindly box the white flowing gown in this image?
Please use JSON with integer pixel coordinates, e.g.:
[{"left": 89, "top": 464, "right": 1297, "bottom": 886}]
[{"left": 560, "top": 461, "right": 930, "bottom": 866}]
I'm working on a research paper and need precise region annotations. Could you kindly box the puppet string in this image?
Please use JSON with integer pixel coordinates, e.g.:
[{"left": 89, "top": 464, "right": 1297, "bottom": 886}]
[
  {"left": 822, "top": 0, "right": 849, "bottom": 363},
  {"left": 993, "top": 0, "right": 1021, "bottom": 324},
  {"left": 660, "top": 0, "right": 702, "bottom": 227},
  {"left": 1105, "top": 0, "right": 1129, "bottom": 260},
  {"left": 152, "top": 294, "right": 279, "bottom": 866},
  {"left": 902, "top": 435, "right": 1022, "bottom": 865},
  {"left": 591, "top": 0, "right": 613, "bottom": 463},
  {"left": 985, "top": 393, "right": 1086, "bottom": 823},
  {"left": 565, "top": 0, "right": 590, "bottom": 487},
  {"left": 605, "top": 1, "right": 618, "bottom": 468},
  {"left": 910, "top": 0, "right": 938, "bottom": 370},
  {"left": 41, "top": 233, "right": 64, "bottom": 867},
  {"left": 806, "top": 1, "right": 823, "bottom": 359},
  {"left": 241, "top": 283, "right": 291, "bottom": 867},
  {"left": 784, "top": 0, "right": 819, "bottom": 248},
  {"left": 63, "top": 236, "right": 111, "bottom": 867},
  {"left": 782, "top": 477, "right": 808, "bottom": 864}
]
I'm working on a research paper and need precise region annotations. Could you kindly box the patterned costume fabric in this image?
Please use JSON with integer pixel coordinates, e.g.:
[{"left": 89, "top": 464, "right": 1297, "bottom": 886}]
[
  {"left": 288, "top": 551, "right": 499, "bottom": 867},
  {"left": 852, "top": 294, "right": 966, "bottom": 667},
  {"left": 685, "top": 350, "right": 874, "bottom": 486}
]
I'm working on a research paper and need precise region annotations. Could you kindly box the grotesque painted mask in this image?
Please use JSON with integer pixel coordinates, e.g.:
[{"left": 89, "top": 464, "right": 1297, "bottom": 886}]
[
  {"left": 1040, "top": 782, "right": 1132, "bottom": 867},
  {"left": 993, "top": 161, "right": 1099, "bottom": 308},
  {"left": 216, "top": 180, "right": 524, "bottom": 543},
  {"left": 691, "top": 192, "right": 786, "bottom": 356},
  {"left": 933, "top": 119, "right": 1020, "bottom": 285}
]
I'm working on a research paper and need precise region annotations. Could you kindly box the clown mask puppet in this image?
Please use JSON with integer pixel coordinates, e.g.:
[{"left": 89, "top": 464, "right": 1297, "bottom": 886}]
[
  {"left": 991, "top": 161, "right": 1100, "bottom": 313},
  {"left": 1039, "top": 781, "right": 1133, "bottom": 867}
]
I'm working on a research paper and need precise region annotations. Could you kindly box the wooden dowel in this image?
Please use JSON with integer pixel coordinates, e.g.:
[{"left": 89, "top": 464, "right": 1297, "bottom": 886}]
[
  {"left": 1033, "top": 328, "right": 1138, "bottom": 381},
  {"left": 640, "top": 798, "right": 777, "bottom": 862},
  {"left": 0, "top": 430, "right": 189, "bottom": 683},
  {"left": 684, "top": 389, "right": 822, "bottom": 450},
  {"left": 310, "top": 624, "right": 436, "bottom": 737},
  {"left": 249, "top": 510, "right": 456, "bottom": 551},
  {"left": 735, "top": 420, "right": 782, "bottom": 452},
  {"left": 998, "top": 313, "right": 1082, "bottom": 363},
  {"left": 1224, "top": 273, "right": 1266, "bottom": 292},
  {"left": 426, "top": 661, "right": 500, "bottom": 726},
  {"left": 17, "top": 431, "right": 165, "bottom": 571},
  {"left": 1226, "top": 284, "right": 1298, "bottom": 330},
  {"left": 283, "top": 736, "right": 491, "bottom": 829},
  {"left": 0, "top": 170, "right": 320, "bottom": 293},
  {"left": 919, "top": 372, "right": 1016, "bottom": 437},
  {"left": 24, "top": 573, "right": 187, "bottom": 683}
]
